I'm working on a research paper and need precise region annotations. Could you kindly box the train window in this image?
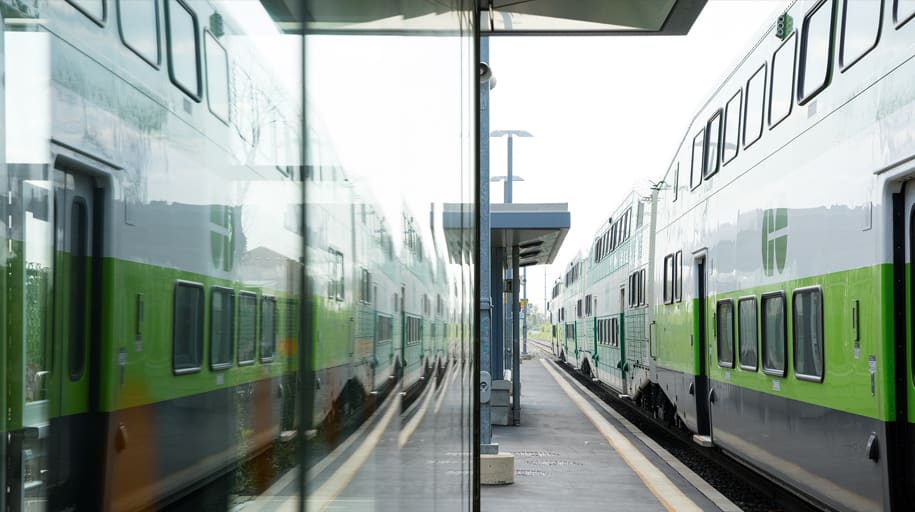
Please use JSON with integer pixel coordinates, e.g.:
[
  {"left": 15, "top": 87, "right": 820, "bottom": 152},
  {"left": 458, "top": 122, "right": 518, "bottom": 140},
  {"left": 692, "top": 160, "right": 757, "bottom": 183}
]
[
  {"left": 675, "top": 251, "right": 683, "bottom": 302},
  {"left": 896, "top": 0, "right": 915, "bottom": 26},
  {"left": 704, "top": 110, "right": 722, "bottom": 179},
  {"left": 210, "top": 287, "right": 235, "bottom": 370},
  {"left": 799, "top": 0, "right": 836, "bottom": 103},
  {"left": 672, "top": 162, "right": 680, "bottom": 202},
  {"left": 118, "top": 0, "right": 160, "bottom": 66},
  {"left": 585, "top": 295, "right": 593, "bottom": 316},
  {"left": 690, "top": 129, "right": 705, "bottom": 190},
  {"left": 722, "top": 91, "right": 741, "bottom": 165},
  {"left": 237, "top": 292, "right": 257, "bottom": 365},
  {"left": 205, "top": 31, "right": 230, "bottom": 122},
  {"left": 260, "top": 296, "right": 276, "bottom": 361},
  {"left": 716, "top": 300, "right": 735, "bottom": 368},
  {"left": 68, "top": 200, "right": 89, "bottom": 381},
  {"left": 173, "top": 282, "right": 204, "bottom": 374},
  {"left": 67, "top": 0, "right": 105, "bottom": 24},
  {"left": 165, "top": 0, "right": 201, "bottom": 99},
  {"left": 637, "top": 200, "right": 645, "bottom": 228},
  {"left": 769, "top": 33, "right": 797, "bottom": 128},
  {"left": 663, "top": 254, "right": 674, "bottom": 304},
  {"left": 377, "top": 315, "right": 394, "bottom": 343},
  {"left": 576, "top": 299, "right": 583, "bottom": 318},
  {"left": 841, "top": 0, "right": 882, "bottom": 69},
  {"left": 761, "top": 292, "right": 788, "bottom": 377},
  {"left": 329, "top": 249, "right": 344, "bottom": 301},
  {"left": 793, "top": 287, "right": 824, "bottom": 381},
  {"left": 360, "top": 268, "right": 371, "bottom": 304},
  {"left": 738, "top": 297, "right": 758, "bottom": 371},
  {"left": 744, "top": 64, "right": 767, "bottom": 148}
]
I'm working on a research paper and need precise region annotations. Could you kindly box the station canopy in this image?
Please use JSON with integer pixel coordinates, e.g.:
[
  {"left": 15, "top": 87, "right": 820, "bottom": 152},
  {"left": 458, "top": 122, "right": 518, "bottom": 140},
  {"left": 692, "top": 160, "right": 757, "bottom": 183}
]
[{"left": 263, "top": 0, "right": 707, "bottom": 35}]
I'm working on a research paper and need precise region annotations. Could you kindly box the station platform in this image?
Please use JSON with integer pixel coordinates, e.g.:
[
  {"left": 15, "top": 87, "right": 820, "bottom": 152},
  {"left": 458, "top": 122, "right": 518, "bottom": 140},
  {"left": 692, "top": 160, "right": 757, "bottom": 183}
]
[{"left": 481, "top": 340, "right": 739, "bottom": 512}]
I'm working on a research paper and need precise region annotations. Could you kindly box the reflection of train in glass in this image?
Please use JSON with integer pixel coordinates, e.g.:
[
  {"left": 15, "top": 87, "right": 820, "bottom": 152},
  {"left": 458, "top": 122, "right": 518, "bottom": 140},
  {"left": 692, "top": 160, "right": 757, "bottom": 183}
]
[{"left": 552, "top": 2, "right": 915, "bottom": 510}]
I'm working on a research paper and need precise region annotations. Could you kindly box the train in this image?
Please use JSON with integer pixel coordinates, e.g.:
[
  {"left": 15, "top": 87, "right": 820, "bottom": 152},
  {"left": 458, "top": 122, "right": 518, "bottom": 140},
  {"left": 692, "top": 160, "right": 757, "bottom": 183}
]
[
  {"left": 550, "top": 1, "right": 915, "bottom": 510},
  {"left": 0, "top": 0, "right": 472, "bottom": 510}
]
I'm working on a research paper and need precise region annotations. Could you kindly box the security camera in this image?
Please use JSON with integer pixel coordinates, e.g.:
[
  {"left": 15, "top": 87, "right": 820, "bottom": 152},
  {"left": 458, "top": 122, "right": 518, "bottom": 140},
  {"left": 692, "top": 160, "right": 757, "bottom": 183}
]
[{"left": 480, "top": 62, "right": 492, "bottom": 83}]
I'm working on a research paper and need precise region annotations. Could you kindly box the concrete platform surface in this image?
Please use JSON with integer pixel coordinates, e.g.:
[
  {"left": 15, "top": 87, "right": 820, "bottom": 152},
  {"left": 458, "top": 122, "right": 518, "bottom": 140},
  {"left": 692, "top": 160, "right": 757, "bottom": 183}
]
[{"left": 481, "top": 342, "right": 735, "bottom": 512}]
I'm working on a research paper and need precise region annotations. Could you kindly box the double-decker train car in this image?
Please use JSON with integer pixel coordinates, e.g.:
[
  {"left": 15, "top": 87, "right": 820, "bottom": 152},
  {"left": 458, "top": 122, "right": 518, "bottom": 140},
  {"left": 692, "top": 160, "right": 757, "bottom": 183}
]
[{"left": 553, "top": 1, "right": 915, "bottom": 510}]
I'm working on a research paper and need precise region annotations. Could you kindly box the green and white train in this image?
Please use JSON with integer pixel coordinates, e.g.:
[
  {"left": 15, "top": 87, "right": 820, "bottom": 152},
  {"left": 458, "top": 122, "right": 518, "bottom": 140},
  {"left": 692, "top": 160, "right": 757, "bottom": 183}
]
[{"left": 551, "top": 1, "right": 915, "bottom": 509}]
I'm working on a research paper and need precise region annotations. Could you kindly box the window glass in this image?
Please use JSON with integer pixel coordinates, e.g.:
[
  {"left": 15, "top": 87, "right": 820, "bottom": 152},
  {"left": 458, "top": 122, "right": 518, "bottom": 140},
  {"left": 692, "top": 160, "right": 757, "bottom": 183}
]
[
  {"left": 717, "top": 300, "right": 735, "bottom": 367},
  {"left": 260, "top": 297, "right": 276, "bottom": 361},
  {"left": 675, "top": 251, "right": 683, "bottom": 302},
  {"left": 842, "top": 0, "right": 881, "bottom": 67},
  {"left": 800, "top": 0, "right": 834, "bottom": 101},
  {"left": 238, "top": 293, "right": 256, "bottom": 365},
  {"left": 67, "top": 0, "right": 105, "bottom": 21},
  {"left": 794, "top": 288, "right": 824, "bottom": 380},
  {"left": 762, "top": 293, "right": 787, "bottom": 375},
  {"left": 897, "top": 0, "right": 915, "bottom": 24},
  {"left": 166, "top": 0, "right": 200, "bottom": 97},
  {"left": 377, "top": 315, "right": 393, "bottom": 343},
  {"left": 705, "top": 112, "right": 722, "bottom": 178},
  {"left": 174, "top": 282, "right": 204, "bottom": 372},
  {"left": 663, "top": 254, "right": 673, "bottom": 304},
  {"left": 690, "top": 129, "right": 705, "bottom": 189},
  {"left": 211, "top": 287, "right": 235, "bottom": 369},
  {"left": 205, "top": 31, "right": 230, "bottom": 121},
  {"left": 673, "top": 163, "right": 679, "bottom": 202},
  {"left": 119, "top": 0, "right": 159, "bottom": 65},
  {"left": 738, "top": 298, "right": 758, "bottom": 370},
  {"left": 723, "top": 91, "right": 741, "bottom": 164},
  {"left": 770, "top": 34, "right": 797, "bottom": 126},
  {"left": 744, "top": 64, "right": 767, "bottom": 146},
  {"left": 69, "top": 201, "right": 89, "bottom": 380}
]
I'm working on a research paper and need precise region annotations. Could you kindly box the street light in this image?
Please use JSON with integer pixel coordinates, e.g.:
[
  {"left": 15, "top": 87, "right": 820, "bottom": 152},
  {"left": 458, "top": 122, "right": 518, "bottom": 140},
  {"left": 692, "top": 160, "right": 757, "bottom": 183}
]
[{"left": 490, "top": 129, "right": 533, "bottom": 203}]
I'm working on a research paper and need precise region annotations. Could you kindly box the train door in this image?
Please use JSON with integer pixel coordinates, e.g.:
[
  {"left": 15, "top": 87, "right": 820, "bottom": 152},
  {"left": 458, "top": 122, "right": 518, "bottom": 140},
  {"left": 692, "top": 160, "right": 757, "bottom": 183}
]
[
  {"left": 47, "top": 160, "right": 104, "bottom": 510},
  {"left": 693, "top": 255, "right": 711, "bottom": 438},
  {"left": 619, "top": 288, "right": 628, "bottom": 395},
  {"left": 893, "top": 183, "right": 915, "bottom": 507}
]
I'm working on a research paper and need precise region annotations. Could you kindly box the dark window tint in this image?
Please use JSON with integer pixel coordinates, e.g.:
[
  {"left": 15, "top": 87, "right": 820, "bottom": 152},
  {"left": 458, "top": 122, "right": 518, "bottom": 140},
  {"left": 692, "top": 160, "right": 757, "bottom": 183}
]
[
  {"left": 744, "top": 64, "right": 767, "bottom": 147},
  {"left": 690, "top": 129, "right": 705, "bottom": 189},
  {"left": 841, "top": 0, "right": 881, "bottom": 68},
  {"left": 800, "top": 0, "right": 835, "bottom": 102},
  {"left": 723, "top": 91, "right": 741, "bottom": 164},
  {"left": 166, "top": 0, "right": 200, "bottom": 98},
  {"left": 794, "top": 288, "right": 824, "bottom": 380},
  {"left": 762, "top": 293, "right": 787, "bottom": 376},
  {"left": 238, "top": 292, "right": 256, "bottom": 365},
  {"left": 260, "top": 296, "right": 276, "bottom": 361},
  {"left": 68, "top": 201, "right": 89, "bottom": 380},
  {"left": 663, "top": 254, "right": 674, "bottom": 304},
  {"left": 205, "top": 31, "right": 229, "bottom": 121},
  {"left": 770, "top": 34, "right": 797, "bottom": 126},
  {"left": 738, "top": 297, "right": 758, "bottom": 371},
  {"left": 67, "top": 0, "right": 105, "bottom": 22},
  {"left": 717, "top": 300, "right": 735, "bottom": 367},
  {"left": 210, "top": 287, "right": 235, "bottom": 369},
  {"left": 174, "top": 282, "right": 204, "bottom": 373},
  {"left": 119, "top": 0, "right": 160, "bottom": 65},
  {"left": 705, "top": 111, "right": 722, "bottom": 178}
]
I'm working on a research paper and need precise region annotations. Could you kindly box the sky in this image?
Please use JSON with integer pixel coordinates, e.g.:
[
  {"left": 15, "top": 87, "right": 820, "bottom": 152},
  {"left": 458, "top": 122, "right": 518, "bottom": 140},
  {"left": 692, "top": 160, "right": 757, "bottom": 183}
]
[{"left": 487, "top": 1, "right": 787, "bottom": 309}]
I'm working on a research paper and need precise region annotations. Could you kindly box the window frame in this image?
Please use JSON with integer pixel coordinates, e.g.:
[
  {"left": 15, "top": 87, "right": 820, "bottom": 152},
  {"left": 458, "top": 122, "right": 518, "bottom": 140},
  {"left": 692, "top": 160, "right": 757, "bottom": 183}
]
[
  {"left": 798, "top": 0, "right": 837, "bottom": 105},
  {"left": 743, "top": 64, "right": 767, "bottom": 149},
  {"left": 204, "top": 28, "right": 230, "bottom": 123},
  {"left": 66, "top": 0, "right": 106, "bottom": 26},
  {"left": 761, "top": 291, "right": 788, "bottom": 377},
  {"left": 663, "top": 254, "right": 674, "bottom": 304},
  {"left": 164, "top": 0, "right": 202, "bottom": 100},
  {"left": 690, "top": 128, "right": 706, "bottom": 190},
  {"left": 237, "top": 291, "right": 257, "bottom": 366},
  {"left": 260, "top": 295, "right": 277, "bottom": 362},
  {"left": 840, "top": 0, "right": 883, "bottom": 70},
  {"left": 173, "top": 280, "right": 204, "bottom": 375},
  {"left": 737, "top": 296, "right": 759, "bottom": 371},
  {"left": 896, "top": 0, "right": 915, "bottom": 27},
  {"left": 117, "top": 0, "right": 161, "bottom": 67},
  {"left": 722, "top": 90, "right": 742, "bottom": 165},
  {"left": 704, "top": 109, "right": 723, "bottom": 179},
  {"left": 769, "top": 32, "right": 798, "bottom": 129},
  {"left": 716, "top": 299, "right": 735, "bottom": 368},
  {"left": 209, "top": 285, "right": 236, "bottom": 371},
  {"left": 792, "top": 286, "right": 825, "bottom": 382},
  {"left": 675, "top": 250, "right": 683, "bottom": 302}
]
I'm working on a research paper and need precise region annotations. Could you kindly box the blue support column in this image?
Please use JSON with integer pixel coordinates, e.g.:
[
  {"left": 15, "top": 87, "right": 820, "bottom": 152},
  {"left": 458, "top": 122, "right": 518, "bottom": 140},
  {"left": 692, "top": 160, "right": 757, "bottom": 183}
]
[{"left": 479, "top": 36, "right": 497, "bottom": 454}]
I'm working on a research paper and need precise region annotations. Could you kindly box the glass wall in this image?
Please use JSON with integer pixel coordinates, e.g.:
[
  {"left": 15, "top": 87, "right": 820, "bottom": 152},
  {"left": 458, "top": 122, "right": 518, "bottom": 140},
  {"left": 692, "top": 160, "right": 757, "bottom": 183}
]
[{"left": 1, "top": 0, "right": 476, "bottom": 510}]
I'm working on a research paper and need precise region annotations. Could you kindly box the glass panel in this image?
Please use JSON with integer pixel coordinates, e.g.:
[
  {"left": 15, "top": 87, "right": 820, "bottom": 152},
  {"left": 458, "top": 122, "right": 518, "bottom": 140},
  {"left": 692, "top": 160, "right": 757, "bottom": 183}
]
[
  {"left": 794, "top": 289, "right": 824, "bottom": 379},
  {"left": 205, "top": 32, "right": 229, "bottom": 121},
  {"left": 663, "top": 255, "right": 673, "bottom": 303},
  {"left": 675, "top": 251, "right": 683, "bottom": 301},
  {"left": 260, "top": 297, "right": 276, "bottom": 360},
  {"left": 762, "top": 294, "right": 787, "bottom": 375},
  {"left": 842, "top": 0, "right": 881, "bottom": 67},
  {"left": 691, "top": 129, "right": 705, "bottom": 188},
  {"left": 723, "top": 91, "right": 741, "bottom": 163},
  {"left": 173, "top": 283, "right": 203, "bottom": 371},
  {"left": 210, "top": 288, "right": 234, "bottom": 368},
  {"left": 166, "top": 0, "right": 199, "bottom": 96},
  {"left": 237, "top": 293, "right": 256, "bottom": 364},
  {"left": 744, "top": 64, "right": 766, "bottom": 146},
  {"left": 119, "top": 0, "right": 159, "bottom": 64},
  {"left": 24, "top": 181, "right": 52, "bottom": 402},
  {"left": 67, "top": 0, "right": 104, "bottom": 21},
  {"left": 717, "top": 301, "right": 734, "bottom": 367},
  {"left": 705, "top": 112, "right": 721, "bottom": 177},
  {"left": 738, "top": 298, "right": 758, "bottom": 370},
  {"left": 770, "top": 34, "right": 796, "bottom": 126},
  {"left": 800, "top": 0, "right": 834, "bottom": 100},
  {"left": 68, "top": 201, "right": 88, "bottom": 380}
]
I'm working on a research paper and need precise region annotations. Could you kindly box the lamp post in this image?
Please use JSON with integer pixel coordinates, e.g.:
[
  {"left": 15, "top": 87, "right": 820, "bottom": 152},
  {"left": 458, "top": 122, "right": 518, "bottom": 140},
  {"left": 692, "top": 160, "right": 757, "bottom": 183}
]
[{"left": 490, "top": 129, "right": 532, "bottom": 203}]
